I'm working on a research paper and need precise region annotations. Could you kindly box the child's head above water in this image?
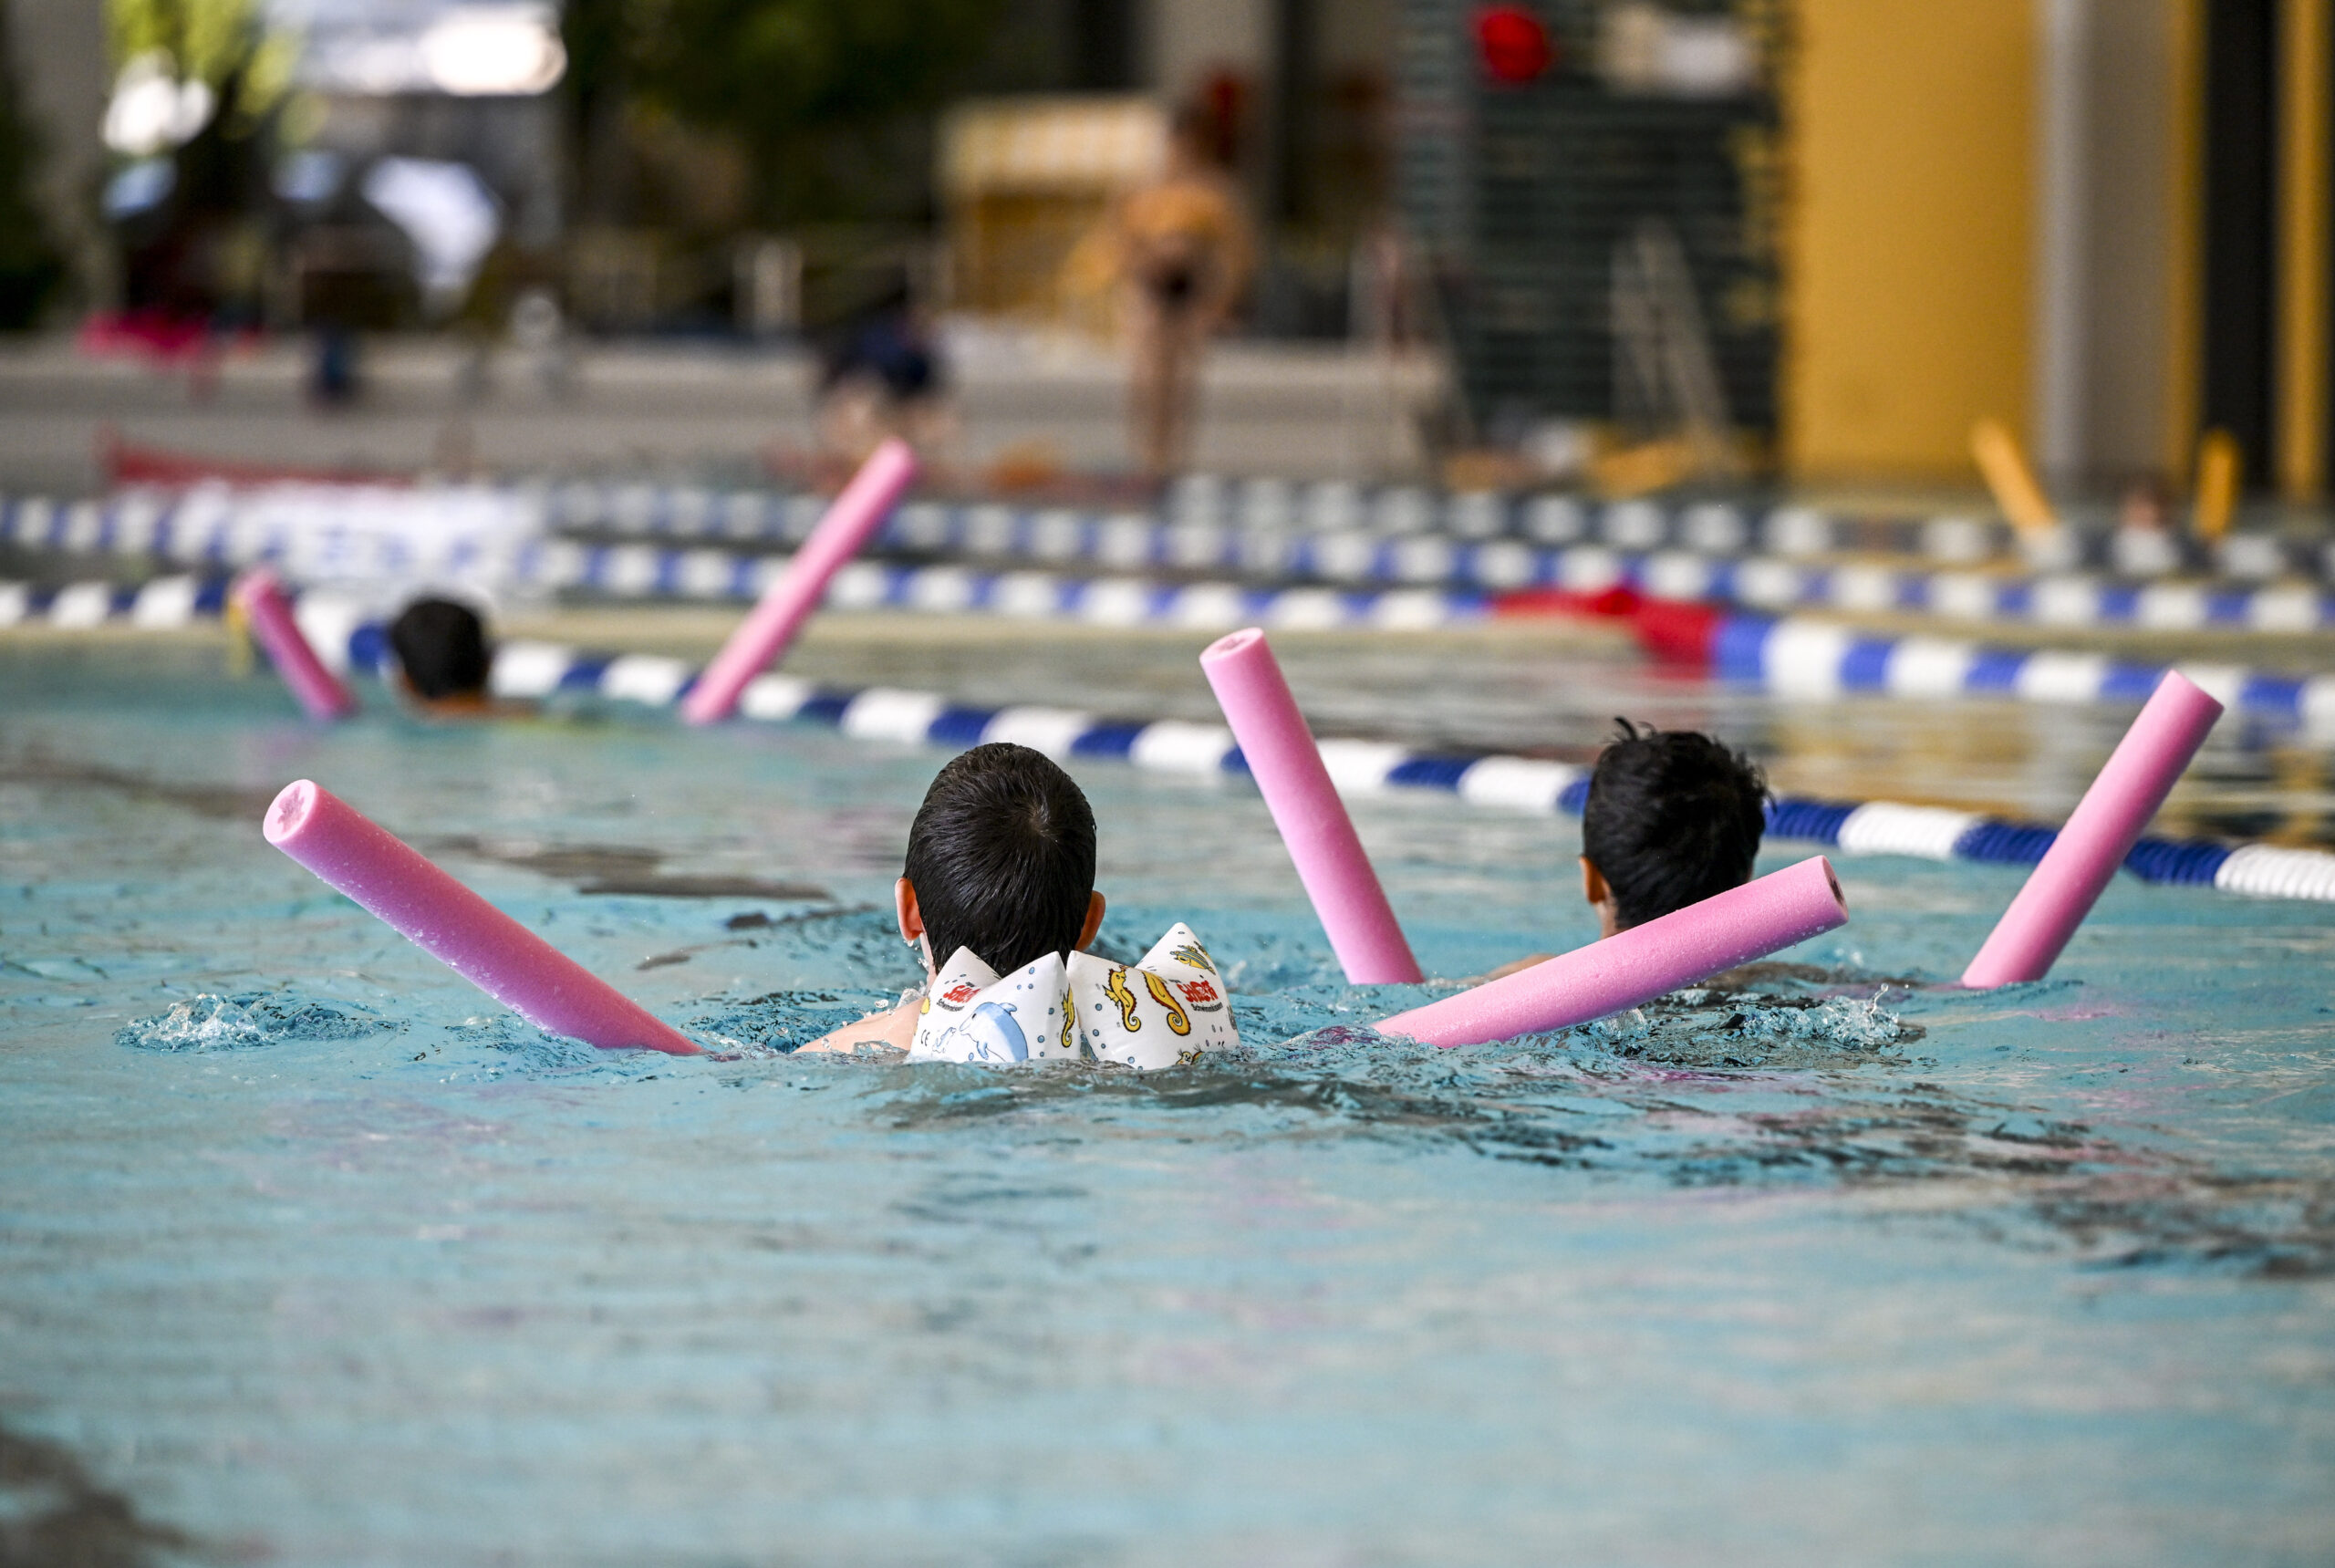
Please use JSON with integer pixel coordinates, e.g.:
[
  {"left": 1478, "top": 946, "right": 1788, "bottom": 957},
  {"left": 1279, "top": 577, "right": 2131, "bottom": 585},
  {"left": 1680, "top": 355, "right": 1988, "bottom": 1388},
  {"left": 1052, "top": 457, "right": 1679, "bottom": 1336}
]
[
  {"left": 901, "top": 742, "right": 1101, "bottom": 975},
  {"left": 387, "top": 597, "right": 491, "bottom": 702},
  {"left": 1581, "top": 721, "right": 1768, "bottom": 932}
]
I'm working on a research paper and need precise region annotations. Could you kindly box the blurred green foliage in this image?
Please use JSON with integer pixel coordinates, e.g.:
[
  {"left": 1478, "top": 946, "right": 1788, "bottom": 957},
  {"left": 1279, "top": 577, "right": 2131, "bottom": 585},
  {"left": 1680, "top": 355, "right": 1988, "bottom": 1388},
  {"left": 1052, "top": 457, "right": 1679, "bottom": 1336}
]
[
  {"left": 566, "top": 0, "right": 1007, "bottom": 223},
  {"left": 106, "top": 0, "right": 292, "bottom": 115}
]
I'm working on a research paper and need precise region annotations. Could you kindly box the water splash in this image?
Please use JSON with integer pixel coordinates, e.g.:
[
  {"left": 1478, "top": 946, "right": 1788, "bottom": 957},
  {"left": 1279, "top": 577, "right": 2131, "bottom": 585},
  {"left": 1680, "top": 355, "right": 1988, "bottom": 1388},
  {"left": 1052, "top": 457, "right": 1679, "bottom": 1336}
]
[{"left": 116, "top": 992, "right": 404, "bottom": 1052}]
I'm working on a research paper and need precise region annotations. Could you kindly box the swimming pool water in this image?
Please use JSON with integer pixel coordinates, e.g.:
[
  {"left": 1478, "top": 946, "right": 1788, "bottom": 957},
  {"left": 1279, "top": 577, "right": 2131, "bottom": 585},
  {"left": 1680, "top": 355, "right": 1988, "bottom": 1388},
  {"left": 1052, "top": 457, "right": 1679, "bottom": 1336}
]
[{"left": 3, "top": 635, "right": 2332, "bottom": 1565}]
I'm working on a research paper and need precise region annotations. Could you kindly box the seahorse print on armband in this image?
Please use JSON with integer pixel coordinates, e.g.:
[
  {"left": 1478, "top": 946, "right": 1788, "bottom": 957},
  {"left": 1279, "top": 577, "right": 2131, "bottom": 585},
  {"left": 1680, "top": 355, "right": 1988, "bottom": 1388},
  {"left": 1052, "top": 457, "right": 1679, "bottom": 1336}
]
[
  {"left": 1105, "top": 966, "right": 1142, "bottom": 1032},
  {"left": 1141, "top": 971, "right": 1192, "bottom": 1035}
]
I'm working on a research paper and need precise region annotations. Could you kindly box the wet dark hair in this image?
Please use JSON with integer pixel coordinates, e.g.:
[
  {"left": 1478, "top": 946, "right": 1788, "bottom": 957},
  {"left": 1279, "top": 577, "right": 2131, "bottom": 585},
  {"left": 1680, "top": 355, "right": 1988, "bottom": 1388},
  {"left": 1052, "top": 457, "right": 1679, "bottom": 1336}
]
[
  {"left": 904, "top": 742, "right": 1096, "bottom": 975},
  {"left": 387, "top": 597, "right": 491, "bottom": 701},
  {"left": 1581, "top": 721, "right": 1769, "bottom": 930}
]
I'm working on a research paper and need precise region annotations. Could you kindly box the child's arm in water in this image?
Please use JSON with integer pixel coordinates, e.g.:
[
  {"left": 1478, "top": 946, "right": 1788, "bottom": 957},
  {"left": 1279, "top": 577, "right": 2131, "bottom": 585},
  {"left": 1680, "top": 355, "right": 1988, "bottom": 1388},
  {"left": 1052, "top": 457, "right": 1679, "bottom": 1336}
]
[{"left": 798, "top": 997, "right": 919, "bottom": 1055}]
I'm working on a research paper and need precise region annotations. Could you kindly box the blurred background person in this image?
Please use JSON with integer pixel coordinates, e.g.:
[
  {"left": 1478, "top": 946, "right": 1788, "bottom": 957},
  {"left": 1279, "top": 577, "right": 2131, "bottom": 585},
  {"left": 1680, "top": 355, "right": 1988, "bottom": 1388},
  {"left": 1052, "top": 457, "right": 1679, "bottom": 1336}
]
[
  {"left": 1108, "top": 104, "right": 1253, "bottom": 482},
  {"left": 815, "top": 264, "right": 954, "bottom": 467}
]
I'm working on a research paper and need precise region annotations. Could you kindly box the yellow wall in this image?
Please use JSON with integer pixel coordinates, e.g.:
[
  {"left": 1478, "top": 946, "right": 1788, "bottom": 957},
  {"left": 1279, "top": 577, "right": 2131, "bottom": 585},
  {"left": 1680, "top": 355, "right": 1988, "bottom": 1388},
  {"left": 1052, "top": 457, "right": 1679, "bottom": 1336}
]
[{"left": 1785, "top": 0, "right": 2035, "bottom": 480}]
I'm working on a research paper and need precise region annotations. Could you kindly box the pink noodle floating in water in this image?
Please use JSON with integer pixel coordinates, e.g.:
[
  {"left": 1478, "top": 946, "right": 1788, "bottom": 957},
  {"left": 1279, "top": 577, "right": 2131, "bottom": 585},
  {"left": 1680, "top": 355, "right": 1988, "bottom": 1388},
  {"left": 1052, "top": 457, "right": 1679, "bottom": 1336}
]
[
  {"left": 1378, "top": 857, "right": 1848, "bottom": 1047},
  {"left": 264, "top": 780, "right": 700, "bottom": 1055},
  {"left": 1961, "top": 670, "right": 2224, "bottom": 989},
  {"left": 234, "top": 568, "right": 357, "bottom": 721},
  {"left": 1200, "top": 626, "right": 1422, "bottom": 984},
  {"left": 680, "top": 439, "right": 919, "bottom": 724}
]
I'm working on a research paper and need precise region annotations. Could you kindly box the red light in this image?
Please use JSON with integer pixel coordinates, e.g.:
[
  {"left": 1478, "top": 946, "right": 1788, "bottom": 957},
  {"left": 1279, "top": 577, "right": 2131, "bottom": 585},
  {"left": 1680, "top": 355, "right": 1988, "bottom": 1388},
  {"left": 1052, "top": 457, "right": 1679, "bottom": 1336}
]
[{"left": 1475, "top": 5, "right": 1554, "bottom": 84}]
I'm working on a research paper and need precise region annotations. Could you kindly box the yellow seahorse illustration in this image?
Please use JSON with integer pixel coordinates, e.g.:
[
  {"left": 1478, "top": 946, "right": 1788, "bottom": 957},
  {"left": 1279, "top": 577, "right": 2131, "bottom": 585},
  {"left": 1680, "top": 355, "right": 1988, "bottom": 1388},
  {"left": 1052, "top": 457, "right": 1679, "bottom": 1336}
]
[
  {"left": 1141, "top": 971, "right": 1192, "bottom": 1035},
  {"left": 1104, "top": 967, "right": 1142, "bottom": 1032},
  {"left": 1060, "top": 1004, "right": 1075, "bottom": 1057}
]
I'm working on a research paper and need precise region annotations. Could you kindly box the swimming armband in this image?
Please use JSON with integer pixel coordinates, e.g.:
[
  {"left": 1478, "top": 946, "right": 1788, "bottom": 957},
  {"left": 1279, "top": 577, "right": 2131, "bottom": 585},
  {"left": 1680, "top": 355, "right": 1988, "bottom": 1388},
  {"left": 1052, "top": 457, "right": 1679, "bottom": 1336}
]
[{"left": 908, "top": 923, "right": 1239, "bottom": 1069}]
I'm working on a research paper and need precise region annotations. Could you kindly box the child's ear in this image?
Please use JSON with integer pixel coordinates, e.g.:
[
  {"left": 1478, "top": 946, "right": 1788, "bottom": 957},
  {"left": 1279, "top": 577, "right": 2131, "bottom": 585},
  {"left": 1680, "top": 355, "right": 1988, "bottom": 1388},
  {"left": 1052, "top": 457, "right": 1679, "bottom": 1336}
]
[
  {"left": 1076, "top": 890, "right": 1106, "bottom": 951},
  {"left": 895, "top": 877, "right": 924, "bottom": 944},
  {"left": 1580, "top": 857, "right": 1620, "bottom": 940}
]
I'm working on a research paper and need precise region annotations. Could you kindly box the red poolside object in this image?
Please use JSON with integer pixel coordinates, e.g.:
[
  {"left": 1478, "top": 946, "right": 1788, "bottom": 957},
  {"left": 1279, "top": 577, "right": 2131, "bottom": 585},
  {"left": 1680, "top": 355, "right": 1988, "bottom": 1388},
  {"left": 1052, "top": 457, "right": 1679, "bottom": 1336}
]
[
  {"left": 99, "top": 428, "right": 410, "bottom": 489},
  {"left": 1476, "top": 5, "right": 1556, "bottom": 82}
]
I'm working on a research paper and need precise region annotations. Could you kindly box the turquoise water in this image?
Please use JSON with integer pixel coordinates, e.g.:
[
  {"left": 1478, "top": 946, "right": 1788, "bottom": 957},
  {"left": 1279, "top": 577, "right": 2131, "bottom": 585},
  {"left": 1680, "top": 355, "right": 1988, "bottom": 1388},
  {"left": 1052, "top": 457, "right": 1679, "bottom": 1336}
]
[{"left": 3, "top": 638, "right": 2332, "bottom": 1565}]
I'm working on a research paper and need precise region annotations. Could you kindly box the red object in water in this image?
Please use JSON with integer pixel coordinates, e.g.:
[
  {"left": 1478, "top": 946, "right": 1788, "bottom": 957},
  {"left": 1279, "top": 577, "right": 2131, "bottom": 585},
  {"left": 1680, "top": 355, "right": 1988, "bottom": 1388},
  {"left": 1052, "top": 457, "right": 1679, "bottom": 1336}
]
[
  {"left": 1491, "top": 585, "right": 1641, "bottom": 621},
  {"left": 1492, "top": 586, "right": 1724, "bottom": 669},
  {"left": 1475, "top": 5, "right": 1555, "bottom": 84},
  {"left": 1632, "top": 598, "right": 1727, "bottom": 667}
]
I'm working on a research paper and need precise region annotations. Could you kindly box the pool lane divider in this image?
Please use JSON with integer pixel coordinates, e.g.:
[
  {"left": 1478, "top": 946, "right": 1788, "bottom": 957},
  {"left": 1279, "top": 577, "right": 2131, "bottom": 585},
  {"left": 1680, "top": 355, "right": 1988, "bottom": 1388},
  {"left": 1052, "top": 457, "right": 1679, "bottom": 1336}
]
[
  {"left": 1692, "top": 608, "right": 2335, "bottom": 724},
  {"left": 25, "top": 483, "right": 2335, "bottom": 638},
  {"left": 460, "top": 638, "right": 2335, "bottom": 906},
  {"left": 682, "top": 439, "right": 918, "bottom": 725},
  {"left": 1380, "top": 857, "right": 1850, "bottom": 1046},
  {"left": 264, "top": 779, "right": 701, "bottom": 1054},
  {"left": 1200, "top": 628, "right": 1423, "bottom": 983},
  {"left": 1962, "top": 671, "right": 2225, "bottom": 987},
  {"left": 232, "top": 568, "right": 358, "bottom": 720},
  {"left": 12, "top": 595, "right": 2335, "bottom": 905}
]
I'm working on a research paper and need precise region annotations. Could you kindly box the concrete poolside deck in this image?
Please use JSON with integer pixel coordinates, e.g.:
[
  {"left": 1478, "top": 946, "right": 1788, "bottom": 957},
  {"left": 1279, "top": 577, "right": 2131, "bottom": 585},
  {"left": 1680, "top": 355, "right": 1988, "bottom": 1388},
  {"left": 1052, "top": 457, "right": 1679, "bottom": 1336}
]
[{"left": 0, "top": 332, "right": 1448, "bottom": 494}]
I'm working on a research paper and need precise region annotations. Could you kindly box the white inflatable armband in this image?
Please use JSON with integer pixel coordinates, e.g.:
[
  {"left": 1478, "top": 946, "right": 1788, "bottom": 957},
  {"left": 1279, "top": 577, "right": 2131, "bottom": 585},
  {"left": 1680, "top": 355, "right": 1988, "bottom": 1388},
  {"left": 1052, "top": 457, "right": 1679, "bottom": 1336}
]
[
  {"left": 908, "top": 948, "right": 1074, "bottom": 1065},
  {"left": 1067, "top": 922, "right": 1239, "bottom": 1070}
]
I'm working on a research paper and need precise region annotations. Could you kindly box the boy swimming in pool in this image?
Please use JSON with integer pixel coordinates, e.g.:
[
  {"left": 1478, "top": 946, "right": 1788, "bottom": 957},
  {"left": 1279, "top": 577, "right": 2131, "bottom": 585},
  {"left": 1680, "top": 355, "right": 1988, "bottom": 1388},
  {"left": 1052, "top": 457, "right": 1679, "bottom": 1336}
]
[
  {"left": 801, "top": 742, "right": 1107, "bottom": 1055},
  {"left": 1488, "top": 722, "right": 1769, "bottom": 976},
  {"left": 387, "top": 597, "right": 509, "bottom": 716}
]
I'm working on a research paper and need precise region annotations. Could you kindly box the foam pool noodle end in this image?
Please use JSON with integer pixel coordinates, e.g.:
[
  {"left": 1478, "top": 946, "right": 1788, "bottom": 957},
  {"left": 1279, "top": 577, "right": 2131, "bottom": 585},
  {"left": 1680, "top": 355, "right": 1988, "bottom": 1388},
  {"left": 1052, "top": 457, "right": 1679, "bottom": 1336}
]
[
  {"left": 1961, "top": 670, "right": 2224, "bottom": 989},
  {"left": 1199, "top": 626, "right": 1423, "bottom": 985},
  {"left": 264, "top": 780, "right": 700, "bottom": 1054},
  {"left": 1377, "top": 856, "right": 1849, "bottom": 1047},
  {"left": 681, "top": 439, "right": 919, "bottom": 724},
  {"left": 233, "top": 569, "right": 356, "bottom": 720}
]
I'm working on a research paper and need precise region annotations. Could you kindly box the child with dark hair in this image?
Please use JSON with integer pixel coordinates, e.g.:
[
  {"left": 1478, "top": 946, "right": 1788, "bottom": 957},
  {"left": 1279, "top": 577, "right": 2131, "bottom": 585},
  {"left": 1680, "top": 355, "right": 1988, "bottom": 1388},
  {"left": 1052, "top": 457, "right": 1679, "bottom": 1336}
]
[
  {"left": 1482, "top": 721, "right": 1769, "bottom": 979},
  {"left": 1579, "top": 721, "right": 1769, "bottom": 936},
  {"left": 387, "top": 597, "right": 494, "bottom": 712},
  {"left": 803, "top": 742, "right": 1235, "bottom": 1066},
  {"left": 802, "top": 742, "right": 1106, "bottom": 1054}
]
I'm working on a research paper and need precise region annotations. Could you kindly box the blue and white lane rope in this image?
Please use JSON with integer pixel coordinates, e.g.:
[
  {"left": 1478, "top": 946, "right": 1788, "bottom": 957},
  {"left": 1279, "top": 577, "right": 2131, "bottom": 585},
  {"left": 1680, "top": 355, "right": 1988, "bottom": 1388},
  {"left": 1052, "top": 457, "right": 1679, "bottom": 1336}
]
[
  {"left": 552, "top": 478, "right": 2320, "bottom": 582},
  {"left": 1714, "top": 613, "right": 2335, "bottom": 727},
  {"left": 462, "top": 639, "right": 2335, "bottom": 903},
  {"left": 14, "top": 571, "right": 2335, "bottom": 733},
  {"left": 0, "top": 575, "right": 226, "bottom": 629},
  {"left": 15, "top": 488, "right": 2335, "bottom": 635},
  {"left": 0, "top": 567, "right": 1486, "bottom": 637},
  {"left": 16, "top": 571, "right": 2335, "bottom": 734},
  {"left": 541, "top": 494, "right": 2335, "bottom": 618},
  {"left": 4, "top": 584, "right": 2329, "bottom": 902}
]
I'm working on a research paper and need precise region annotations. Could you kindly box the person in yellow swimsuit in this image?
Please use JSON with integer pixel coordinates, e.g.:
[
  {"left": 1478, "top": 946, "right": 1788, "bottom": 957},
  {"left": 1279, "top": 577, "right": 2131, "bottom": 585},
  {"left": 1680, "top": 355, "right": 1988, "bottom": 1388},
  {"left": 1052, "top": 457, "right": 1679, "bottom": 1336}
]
[{"left": 1112, "top": 107, "right": 1256, "bottom": 481}]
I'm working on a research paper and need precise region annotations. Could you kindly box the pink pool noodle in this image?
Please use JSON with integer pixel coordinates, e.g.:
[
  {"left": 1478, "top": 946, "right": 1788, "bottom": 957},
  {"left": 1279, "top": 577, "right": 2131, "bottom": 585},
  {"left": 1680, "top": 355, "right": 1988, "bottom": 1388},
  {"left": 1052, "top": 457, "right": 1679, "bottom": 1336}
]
[
  {"left": 680, "top": 439, "right": 919, "bottom": 724},
  {"left": 264, "top": 780, "right": 700, "bottom": 1054},
  {"left": 1378, "top": 856, "right": 1848, "bottom": 1047},
  {"left": 1200, "top": 627, "right": 1422, "bottom": 983},
  {"left": 234, "top": 569, "right": 357, "bottom": 721},
  {"left": 1961, "top": 670, "right": 2224, "bottom": 988}
]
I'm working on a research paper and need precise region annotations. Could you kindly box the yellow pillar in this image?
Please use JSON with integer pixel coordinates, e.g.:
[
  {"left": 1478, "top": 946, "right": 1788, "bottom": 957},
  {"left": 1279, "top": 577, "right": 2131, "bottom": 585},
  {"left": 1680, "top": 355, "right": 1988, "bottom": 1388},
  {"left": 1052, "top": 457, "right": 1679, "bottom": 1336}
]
[
  {"left": 1785, "top": 0, "right": 2035, "bottom": 481},
  {"left": 2279, "top": 0, "right": 2330, "bottom": 499},
  {"left": 2168, "top": 0, "right": 2205, "bottom": 479}
]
